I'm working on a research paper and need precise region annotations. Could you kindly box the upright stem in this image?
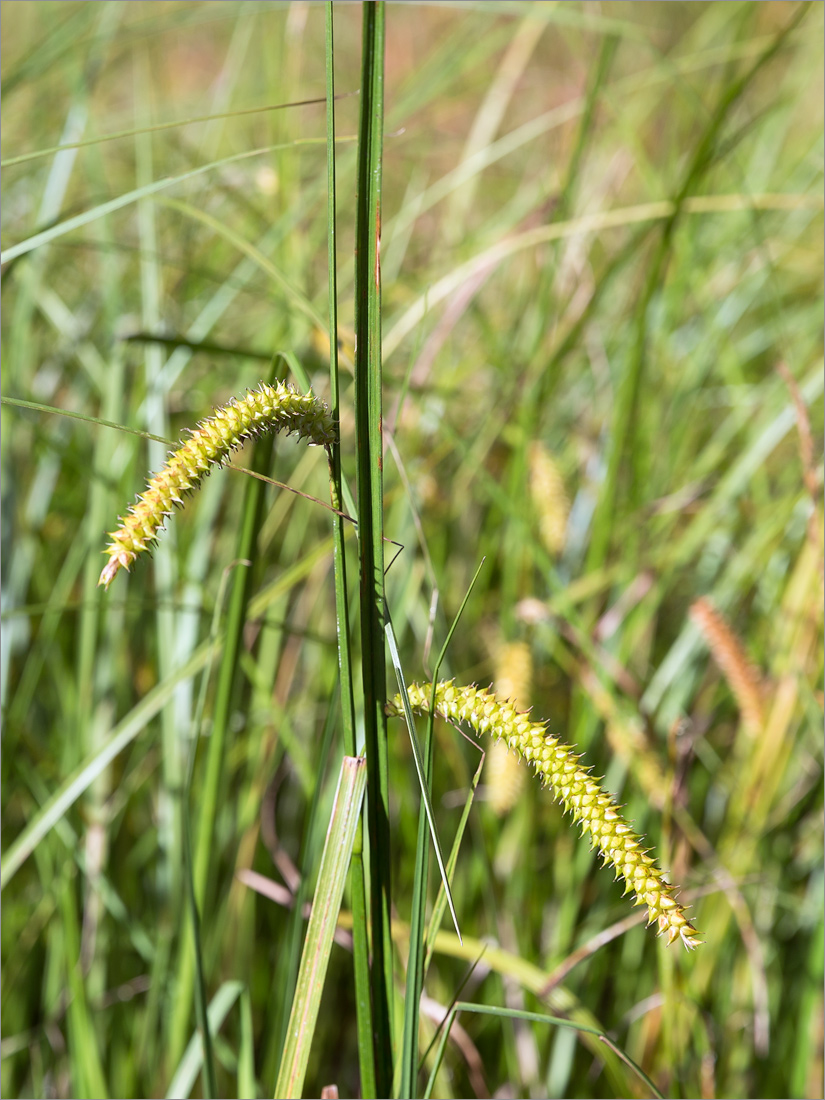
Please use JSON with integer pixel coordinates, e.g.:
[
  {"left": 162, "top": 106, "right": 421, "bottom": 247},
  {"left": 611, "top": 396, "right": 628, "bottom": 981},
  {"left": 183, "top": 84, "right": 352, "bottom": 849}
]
[
  {"left": 325, "top": 5, "right": 376, "bottom": 1096},
  {"left": 353, "top": 3, "right": 393, "bottom": 1093}
]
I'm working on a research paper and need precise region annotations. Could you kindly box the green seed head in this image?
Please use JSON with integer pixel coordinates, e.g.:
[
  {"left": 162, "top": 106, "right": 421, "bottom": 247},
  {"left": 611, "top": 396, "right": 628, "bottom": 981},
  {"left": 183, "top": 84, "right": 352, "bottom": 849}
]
[
  {"left": 99, "top": 381, "right": 335, "bottom": 589},
  {"left": 387, "top": 680, "right": 701, "bottom": 950}
]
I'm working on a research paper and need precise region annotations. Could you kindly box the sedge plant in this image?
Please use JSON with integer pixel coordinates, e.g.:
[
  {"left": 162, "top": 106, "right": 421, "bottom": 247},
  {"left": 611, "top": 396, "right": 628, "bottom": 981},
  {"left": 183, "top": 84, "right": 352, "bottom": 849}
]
[
  {"left": 91, "top": 369, "right": 702, "bottom": 1091},
  {"left": 3, "top": 4, "right": 822, "bottom": 1099}
]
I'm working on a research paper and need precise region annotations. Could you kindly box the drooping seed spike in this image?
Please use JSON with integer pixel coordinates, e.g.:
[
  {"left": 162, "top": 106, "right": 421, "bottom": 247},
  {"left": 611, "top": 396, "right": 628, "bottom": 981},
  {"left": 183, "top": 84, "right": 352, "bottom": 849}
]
[
  {"left": 386, "top": 681, "right": 702, "bottom": 951},
  {"left": 98, "top": 380, "right": 336, "bottom": 589}
]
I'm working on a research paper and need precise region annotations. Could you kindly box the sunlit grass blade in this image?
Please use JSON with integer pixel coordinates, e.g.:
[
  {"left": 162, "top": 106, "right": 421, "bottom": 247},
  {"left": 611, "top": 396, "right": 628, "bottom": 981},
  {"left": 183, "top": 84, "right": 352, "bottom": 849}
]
[
  {"left": 273, "top": 756, "right": 368, "bottom": 1100},
  {"left": 270, "top": 686, "right": 340, "bottom": 1080}
]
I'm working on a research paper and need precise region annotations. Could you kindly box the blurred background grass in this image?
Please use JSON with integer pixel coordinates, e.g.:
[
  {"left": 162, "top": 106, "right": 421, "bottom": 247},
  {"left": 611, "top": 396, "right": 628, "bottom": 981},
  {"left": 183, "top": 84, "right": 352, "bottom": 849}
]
[{"left": 2, "top": 2, "right": 823, "bottom": 1098}]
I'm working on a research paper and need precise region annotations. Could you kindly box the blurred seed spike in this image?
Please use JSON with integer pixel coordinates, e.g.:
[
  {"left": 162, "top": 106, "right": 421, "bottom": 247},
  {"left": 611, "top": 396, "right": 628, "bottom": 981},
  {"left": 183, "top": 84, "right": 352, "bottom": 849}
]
[
  {"left": 485, "top": 640, "right": 532, "bottom": 816},
  {"left": 690, "top": 597, "right": 765, "bottom": 734},
  {"left": 98, "top": 381, "right": 336, "bottom": 589},
  {"left": 387, "top": 681, "right": 702, "bottom": 950},
  {"left": 528, "top": 441, "right": 569, "bottom": 557}
]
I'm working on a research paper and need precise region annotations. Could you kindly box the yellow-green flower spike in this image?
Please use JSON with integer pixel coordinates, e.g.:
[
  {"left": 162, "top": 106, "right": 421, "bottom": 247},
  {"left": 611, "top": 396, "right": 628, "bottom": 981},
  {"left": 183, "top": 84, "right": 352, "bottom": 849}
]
[
  {"left": 387, "top": 681, "right": 701, "bottom": 950},
  {"left": 99, "top": 381, "right": 336, "bottom": 589}
]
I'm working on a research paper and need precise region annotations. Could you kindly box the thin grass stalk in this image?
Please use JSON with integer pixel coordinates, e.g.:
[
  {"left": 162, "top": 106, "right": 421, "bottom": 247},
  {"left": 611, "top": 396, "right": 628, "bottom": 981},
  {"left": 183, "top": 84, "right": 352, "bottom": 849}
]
[
  {"left": 168, "top": 363, "right": 281, "bottom": 1068},
  {"left": 397, "top": 700, "right": 435, "bottom": 1099},
  {"left": 423, "top": 753, "right": 484, "bottom": 976},
  {"left": 398, "top": 561, "right": 482, "bottom": 1096},
  {"left": 353, "top": 3, "right": 393, "bottom": 1092},
  {"left": 324, "top": 0, "right": 357, "bottom": 822},
  {"left": 423, "top": 1003, "right": 664, "bottom": 1100},
  {"left": 325, "top": 6, "right": 376, "bottom": 1096}
]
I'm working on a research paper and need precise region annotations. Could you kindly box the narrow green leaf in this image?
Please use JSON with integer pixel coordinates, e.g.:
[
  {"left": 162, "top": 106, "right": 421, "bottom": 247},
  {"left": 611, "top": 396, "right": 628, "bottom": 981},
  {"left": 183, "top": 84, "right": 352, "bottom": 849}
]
[
  {"left": 273, "top": 756, "right": 368, "bottom": 1100},
  {"left": 424, "top": 752, "right": 484, "bottom": 975},
  {"left": 385, "top": 615, "right": 460, "bottom": 943}
]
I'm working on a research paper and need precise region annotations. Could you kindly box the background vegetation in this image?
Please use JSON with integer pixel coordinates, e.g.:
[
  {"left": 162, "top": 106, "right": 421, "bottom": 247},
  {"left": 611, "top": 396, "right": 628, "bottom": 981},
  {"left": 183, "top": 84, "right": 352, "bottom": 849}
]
[{"left": 2, "top": 2, "right": 822, "bottom": 1098}]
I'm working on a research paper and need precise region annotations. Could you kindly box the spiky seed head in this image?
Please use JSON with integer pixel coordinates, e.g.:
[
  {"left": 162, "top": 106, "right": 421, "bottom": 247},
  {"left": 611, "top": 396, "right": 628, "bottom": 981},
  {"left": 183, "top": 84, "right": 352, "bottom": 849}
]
[
  {"left": 387, "top": 680, "right": 702, "bottom": 950},
  {"left": 98, "top": 381, "right": 335, "bottom": 589}
]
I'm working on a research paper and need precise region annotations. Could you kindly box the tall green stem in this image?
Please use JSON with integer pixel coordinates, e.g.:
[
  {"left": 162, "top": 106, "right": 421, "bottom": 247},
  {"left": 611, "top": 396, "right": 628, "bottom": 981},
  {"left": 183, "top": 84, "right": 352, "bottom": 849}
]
[
  {"left": 325, "top": 4, "right": 376, "bottom": 1096},
  {"left": 353, "top": 3, "right": 393, "bottom": 1093}
]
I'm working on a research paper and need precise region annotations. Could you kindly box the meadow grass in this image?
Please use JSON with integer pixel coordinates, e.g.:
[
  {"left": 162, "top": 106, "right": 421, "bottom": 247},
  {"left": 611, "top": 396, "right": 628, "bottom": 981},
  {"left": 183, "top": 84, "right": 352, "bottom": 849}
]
[{"left": 2, "top": 3, "right": 823, "bottom": 1098}]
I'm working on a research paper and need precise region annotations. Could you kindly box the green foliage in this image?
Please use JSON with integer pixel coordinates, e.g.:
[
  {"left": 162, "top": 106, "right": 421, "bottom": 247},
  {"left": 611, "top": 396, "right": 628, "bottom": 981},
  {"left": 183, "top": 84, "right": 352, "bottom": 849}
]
[{"left": 2, "top": 3, "right": 822, "bottom": 1099}]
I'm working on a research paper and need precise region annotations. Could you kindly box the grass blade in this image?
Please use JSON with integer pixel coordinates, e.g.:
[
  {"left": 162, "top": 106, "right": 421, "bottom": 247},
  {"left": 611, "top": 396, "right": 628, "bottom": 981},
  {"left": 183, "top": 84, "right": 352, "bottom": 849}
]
[
  {"left": 385, "top": 616, "right": 460, "bottom": 939},
  {"left": 424, "top": 752, "right": 485, "bottom": 976},
  {"left": 270, "top": 685, "right": 340, "bottom": 1080},
  {"left": 273, "top": 756, "right": 368, "bottom": 1099}
]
